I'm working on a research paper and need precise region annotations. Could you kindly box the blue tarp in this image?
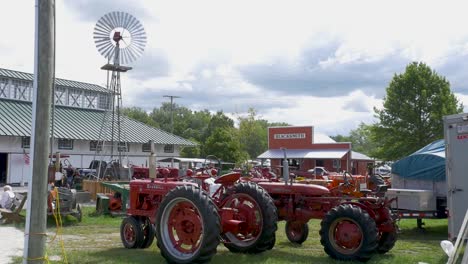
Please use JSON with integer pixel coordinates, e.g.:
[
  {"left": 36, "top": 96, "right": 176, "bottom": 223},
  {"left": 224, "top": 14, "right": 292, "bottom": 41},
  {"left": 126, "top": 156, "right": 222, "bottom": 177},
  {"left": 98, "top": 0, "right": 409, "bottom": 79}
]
[{"left": 391, "top": 139, "right": 446, "bottom": 181}]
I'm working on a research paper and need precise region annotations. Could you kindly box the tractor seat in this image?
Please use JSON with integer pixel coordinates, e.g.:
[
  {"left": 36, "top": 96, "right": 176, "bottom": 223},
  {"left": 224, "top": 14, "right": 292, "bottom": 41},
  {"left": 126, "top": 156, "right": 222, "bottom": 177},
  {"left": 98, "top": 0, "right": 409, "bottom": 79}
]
[{"left": 360, "top": 189, "right": 372, "bottom": 195}]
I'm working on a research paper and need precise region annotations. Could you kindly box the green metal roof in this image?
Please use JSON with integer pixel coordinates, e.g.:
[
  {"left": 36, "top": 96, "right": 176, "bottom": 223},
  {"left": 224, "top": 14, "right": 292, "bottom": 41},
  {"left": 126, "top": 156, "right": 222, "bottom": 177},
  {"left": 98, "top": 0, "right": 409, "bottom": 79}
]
[
  {"left": 0, "top": 99, "right": 196, "bottom": 146},
  {"left": 0, "top": 68, "right": 109, "bottom": 93}
]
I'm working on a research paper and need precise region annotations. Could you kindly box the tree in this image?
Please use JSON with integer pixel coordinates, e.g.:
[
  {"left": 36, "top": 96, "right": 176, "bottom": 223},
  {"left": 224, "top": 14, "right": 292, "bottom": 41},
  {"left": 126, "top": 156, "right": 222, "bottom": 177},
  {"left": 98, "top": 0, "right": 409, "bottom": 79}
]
[
  {"left": 331, "top": 122, "right": 378, "bottom": 157},
  {"left": 238, "top": 108, "right": 268, "bottom": 159},
  {"left": 372, "top": 62, "right": 463, "bottom": 160},
  {"left": 204, "top": 127, "right": 248, "bottom": 163},
  {"left": 122, "top": 107, "right": 158, "bottom": 128},
  {"left": 180, "top": 138, "right": 201, "bottom": 158}
]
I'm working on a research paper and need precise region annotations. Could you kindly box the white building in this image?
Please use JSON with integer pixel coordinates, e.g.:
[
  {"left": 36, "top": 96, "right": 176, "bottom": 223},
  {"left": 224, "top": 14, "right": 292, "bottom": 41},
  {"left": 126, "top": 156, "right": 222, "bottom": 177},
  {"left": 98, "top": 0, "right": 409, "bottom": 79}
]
[{"left": 0, "top": 68, "right": 195, "bottom": 184}]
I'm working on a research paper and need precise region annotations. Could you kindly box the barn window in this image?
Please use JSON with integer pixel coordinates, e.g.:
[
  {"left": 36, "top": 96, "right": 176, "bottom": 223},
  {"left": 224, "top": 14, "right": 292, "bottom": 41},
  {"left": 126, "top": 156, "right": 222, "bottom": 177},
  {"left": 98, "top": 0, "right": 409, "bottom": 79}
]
[
  {"left": 164, "top": 144, "right": 174, "bottom": 153},
  {"left": 58, "top": 139, "right": 74, "bottom": 150}
]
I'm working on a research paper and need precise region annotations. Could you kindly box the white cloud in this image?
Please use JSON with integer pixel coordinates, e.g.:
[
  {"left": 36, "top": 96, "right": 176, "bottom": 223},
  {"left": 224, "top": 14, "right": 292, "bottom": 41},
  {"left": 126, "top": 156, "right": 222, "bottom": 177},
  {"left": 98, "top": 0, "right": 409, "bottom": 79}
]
[
  {"left": 456, "top": 93, "right": 468, "bottom": 112},
  {"left": 1, "top": 0, "right": 468, "bottom": 137}
]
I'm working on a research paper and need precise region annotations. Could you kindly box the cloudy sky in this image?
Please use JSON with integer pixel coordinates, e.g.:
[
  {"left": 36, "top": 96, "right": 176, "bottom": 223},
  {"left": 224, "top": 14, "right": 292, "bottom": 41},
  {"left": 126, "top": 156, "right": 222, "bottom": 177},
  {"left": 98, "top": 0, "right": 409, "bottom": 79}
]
[{"left": 2, "top": 0, "right": 468, "bottom": 136}]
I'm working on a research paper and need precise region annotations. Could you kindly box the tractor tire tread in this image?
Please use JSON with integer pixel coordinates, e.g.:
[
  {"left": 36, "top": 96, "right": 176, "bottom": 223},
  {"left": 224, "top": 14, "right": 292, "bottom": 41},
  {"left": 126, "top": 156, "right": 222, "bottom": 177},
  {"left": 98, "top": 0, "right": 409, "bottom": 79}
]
[
  {"left": 156, "top": 185, "right": 221, "bottom": 264},
  {"left": 223, "top": 182, "right": 278, "bottom": 254},
  {"left": 319, "top": 204, "right": 378, "bottom": 262}
]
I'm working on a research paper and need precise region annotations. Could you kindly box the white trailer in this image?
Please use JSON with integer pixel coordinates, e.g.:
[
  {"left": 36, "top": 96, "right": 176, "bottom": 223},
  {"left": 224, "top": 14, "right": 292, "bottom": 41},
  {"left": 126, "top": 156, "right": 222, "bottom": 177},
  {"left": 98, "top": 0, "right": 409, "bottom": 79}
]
[{"left": 444, "top": 113, "right": 468, "bottom": 240}]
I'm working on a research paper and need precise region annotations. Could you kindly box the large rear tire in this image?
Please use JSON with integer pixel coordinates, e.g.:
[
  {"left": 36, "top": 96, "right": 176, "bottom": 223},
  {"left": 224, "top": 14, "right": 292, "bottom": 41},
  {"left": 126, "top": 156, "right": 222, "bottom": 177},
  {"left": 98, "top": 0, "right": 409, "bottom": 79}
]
[
  {"left": 222, "top": 182, "right": 277, "bottom": 253},
  {"left": 156, "top": 185, "right": 220, "bottom": 264},
  {"left": 285, "top": 221, "right": 309, "bottom": 244},
  {"left": 320, "top": 204, "right": 378, "bottom": 261}
]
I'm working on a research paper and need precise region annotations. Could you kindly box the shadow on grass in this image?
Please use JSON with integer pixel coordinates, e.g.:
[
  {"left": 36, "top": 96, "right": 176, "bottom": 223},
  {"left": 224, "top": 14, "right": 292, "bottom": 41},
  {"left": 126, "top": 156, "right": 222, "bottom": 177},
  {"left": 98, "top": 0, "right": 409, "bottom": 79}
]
[
  {"left": 398, "top": 223, "right": 448, "bottom": 241},
  {"left": 85, "top": 247, "right": 167, "bottom": 263},
  {"left": 212, "top": 248, "right": 399, "bottom": 264}
]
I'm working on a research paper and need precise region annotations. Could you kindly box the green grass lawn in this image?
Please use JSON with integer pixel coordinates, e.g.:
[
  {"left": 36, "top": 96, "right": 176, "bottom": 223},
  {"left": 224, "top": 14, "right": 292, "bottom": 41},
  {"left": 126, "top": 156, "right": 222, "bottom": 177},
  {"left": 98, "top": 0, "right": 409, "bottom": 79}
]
[{"left": 11, "top": 207, "right": 450, "bottom": 264}]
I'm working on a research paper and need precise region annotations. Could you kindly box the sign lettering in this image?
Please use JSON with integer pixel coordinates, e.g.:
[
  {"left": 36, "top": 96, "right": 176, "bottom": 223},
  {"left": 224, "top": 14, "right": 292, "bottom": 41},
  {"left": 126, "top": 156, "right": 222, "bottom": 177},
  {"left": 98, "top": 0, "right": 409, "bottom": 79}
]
[{"left": 274, "top": 133, "right": 306, "bottom": 139}]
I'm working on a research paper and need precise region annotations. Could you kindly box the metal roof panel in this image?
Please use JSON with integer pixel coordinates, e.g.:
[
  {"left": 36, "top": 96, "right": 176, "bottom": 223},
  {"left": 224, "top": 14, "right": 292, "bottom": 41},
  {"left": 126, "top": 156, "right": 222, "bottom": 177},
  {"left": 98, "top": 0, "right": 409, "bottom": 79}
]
[
  {"left": 0, "top": 68, "right": 109, "bottom": 93},
  {"left": 0, "top": 99, "right": 196, "bottom": 146}
]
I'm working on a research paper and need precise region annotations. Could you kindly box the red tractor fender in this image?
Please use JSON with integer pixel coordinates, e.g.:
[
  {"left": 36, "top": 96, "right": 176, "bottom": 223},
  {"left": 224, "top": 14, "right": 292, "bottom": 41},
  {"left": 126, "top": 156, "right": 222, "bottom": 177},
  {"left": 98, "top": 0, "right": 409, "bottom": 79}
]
[
  {"left": 214, "top": 172, "right": 241, "bottom": 185},
  {"left": 340, "top": 201, "right": 376, "bottom": 219}
]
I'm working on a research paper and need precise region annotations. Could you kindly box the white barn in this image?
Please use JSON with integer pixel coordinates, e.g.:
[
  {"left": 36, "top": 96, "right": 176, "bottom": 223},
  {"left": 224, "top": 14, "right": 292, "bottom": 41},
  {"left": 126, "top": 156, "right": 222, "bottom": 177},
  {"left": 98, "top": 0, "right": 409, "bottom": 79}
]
[{"left": 0, "top": 68, "right": 196, "bottom": 184}]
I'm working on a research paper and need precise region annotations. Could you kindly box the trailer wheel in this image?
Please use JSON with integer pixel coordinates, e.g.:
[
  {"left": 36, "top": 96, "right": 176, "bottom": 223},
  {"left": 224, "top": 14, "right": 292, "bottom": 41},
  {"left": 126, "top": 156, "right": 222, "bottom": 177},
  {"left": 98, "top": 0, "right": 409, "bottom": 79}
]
[
  {"left": 156, "top": 185, "right": 220, "bottom": 264},
  {"left": 285, "top": 221, "right": 309, "bottom": 244},
  {"left": 377, "top": 226, "right": 397, "bottom": 254},
  {"left": 138, "top": 217, "right": 155, "bottom": 249},
  {"left": 120, "top": 216, "right": 143, "bottom": 248},
  {"left": 320, "top": 204, "right": 378, "bottom": 261},
  {"left": 222, "top": 182, "right": 278, "bottom": 253}
]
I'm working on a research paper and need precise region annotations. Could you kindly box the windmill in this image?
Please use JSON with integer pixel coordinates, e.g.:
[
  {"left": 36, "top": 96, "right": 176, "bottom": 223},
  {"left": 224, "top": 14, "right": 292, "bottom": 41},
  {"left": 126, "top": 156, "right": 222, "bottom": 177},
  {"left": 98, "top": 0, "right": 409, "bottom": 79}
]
[{"left": 92, "top": 11, "right": 146, "bottom": 180}]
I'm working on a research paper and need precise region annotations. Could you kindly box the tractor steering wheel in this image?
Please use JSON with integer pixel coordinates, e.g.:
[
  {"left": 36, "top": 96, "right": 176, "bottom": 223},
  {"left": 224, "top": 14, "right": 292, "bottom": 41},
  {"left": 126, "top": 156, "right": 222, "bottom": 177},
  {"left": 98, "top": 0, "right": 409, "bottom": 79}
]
[{"left": 342, "top": 171, "right": 355, "bottom": 187}]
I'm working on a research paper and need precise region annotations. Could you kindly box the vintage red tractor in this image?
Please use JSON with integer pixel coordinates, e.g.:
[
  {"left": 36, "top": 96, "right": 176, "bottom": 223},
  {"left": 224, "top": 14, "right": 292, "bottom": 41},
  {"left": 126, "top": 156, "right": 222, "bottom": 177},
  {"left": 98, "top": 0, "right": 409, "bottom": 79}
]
[
  {"left": 241, "top": 156, "right": 397, "bottom": 262},
  {"left": 120, "top": 170, "right": 277, "bottom": 263}
]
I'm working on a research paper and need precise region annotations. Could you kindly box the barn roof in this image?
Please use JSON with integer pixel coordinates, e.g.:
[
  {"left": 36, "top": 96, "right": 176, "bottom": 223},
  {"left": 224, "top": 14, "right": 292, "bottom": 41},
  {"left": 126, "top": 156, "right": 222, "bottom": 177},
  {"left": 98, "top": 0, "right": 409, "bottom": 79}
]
[{"left": 0, "top": 99, "right": 195, "bottom": 146}]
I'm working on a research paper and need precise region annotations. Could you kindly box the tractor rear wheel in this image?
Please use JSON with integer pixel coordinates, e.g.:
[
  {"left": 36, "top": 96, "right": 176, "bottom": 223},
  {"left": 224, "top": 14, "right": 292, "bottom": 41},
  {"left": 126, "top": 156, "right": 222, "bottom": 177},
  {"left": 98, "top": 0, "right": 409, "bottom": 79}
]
[
  {"left": 377, "top": 226, "right": 397, "bottom": 254},
  {"left": 320, "top": 204, "right": 378, "bottom": 261},
  {"left": 138, "top": 217, "right": 155, "bottom": 249},
  {"left": 222, "top": 182, "right": 277, "bottom": 253},
  {"left": 156, "top": 185, "right": 220, "bottom": 264},
  {"left": 120, "top": 216, "right": 144, "bottom": 248},
  {"left": 285, "top": 221, "right": 309, "bottom": 244}
]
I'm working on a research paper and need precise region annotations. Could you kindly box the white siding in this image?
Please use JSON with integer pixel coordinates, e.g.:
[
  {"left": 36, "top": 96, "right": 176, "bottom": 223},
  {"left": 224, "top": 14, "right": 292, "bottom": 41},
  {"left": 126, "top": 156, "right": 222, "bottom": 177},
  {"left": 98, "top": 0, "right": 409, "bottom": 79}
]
[{"left": 0, "top": 136, "right": 181, "bottom": 184}]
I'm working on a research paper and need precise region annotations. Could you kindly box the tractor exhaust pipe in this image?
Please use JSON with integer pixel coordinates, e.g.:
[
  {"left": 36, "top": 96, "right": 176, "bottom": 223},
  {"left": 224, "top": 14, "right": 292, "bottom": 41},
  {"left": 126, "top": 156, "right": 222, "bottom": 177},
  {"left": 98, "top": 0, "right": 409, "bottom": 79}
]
[{"left": 281, "top": 147, "right": 289, "bottom": 185}]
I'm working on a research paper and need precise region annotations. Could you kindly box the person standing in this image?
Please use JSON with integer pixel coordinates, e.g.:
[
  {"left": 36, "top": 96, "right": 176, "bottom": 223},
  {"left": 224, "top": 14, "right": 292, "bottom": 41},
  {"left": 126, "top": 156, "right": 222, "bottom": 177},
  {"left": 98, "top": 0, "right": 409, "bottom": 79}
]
[{"left": 0, "top": 185, "right": 15, "bottom": 209}]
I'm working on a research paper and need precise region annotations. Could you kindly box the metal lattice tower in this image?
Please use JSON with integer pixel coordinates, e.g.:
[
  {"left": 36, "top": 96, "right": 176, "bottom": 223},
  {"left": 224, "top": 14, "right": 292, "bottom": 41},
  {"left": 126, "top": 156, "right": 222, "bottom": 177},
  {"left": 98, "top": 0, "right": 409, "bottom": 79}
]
[{"left": 92, "top": 11, "right": 146, "bottom": 180}]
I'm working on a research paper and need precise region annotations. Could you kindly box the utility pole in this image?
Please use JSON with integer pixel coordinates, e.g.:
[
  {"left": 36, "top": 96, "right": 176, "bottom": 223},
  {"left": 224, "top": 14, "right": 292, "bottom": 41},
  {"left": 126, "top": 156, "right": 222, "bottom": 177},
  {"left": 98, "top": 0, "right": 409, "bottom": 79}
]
[
  {"left": 163, "top": 95, "right": 180, "bottom": 167},
  {"left": 24, "top": 1, "right": 55, "bottom": 263}
]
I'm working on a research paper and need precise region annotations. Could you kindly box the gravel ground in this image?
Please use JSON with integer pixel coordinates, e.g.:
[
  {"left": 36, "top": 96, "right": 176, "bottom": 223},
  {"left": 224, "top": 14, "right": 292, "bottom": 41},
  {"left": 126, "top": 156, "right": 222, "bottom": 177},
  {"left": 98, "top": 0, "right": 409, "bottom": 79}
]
[
  {"left": 0, "top": 186, "right": 94, "bottom": 264},
  {"left": 0, "top": 226, "right": 24, "bottom": 263},
  {"left": 0, "top": 186, "right": 27, "bottom": 263}
]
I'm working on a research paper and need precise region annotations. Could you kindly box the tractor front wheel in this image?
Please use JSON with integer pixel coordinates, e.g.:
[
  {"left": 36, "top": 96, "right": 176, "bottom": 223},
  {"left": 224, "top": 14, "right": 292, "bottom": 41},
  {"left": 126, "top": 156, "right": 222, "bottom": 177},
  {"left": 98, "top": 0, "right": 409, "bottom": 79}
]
[
  {"left": 222, "top": 182, "right": 277, "bottom": 253},
  {"left": 320, "top": 204, "right": 378, "bottom": 261},
  {"left": 285, "top": 221, "right": 309, "bottom": 244},
  {"left": 120, "top": 216, "right": 144, "bottom": 248},
  {"left": 156, "top": 185, "right": 220, "bottom": 264},
  {"left": 138, "top": 217, "right": 155, "bottom": 249},
  {"left": 377, "top": 225, "right": 397, "bottom": 254}
]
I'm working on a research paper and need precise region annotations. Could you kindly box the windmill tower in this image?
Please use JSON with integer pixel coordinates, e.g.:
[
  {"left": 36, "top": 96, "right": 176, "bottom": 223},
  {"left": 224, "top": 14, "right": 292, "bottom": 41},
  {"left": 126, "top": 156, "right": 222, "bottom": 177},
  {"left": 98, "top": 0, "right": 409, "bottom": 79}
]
[{"left": 92, "top": 11, "right": 146, "bottom": 180}]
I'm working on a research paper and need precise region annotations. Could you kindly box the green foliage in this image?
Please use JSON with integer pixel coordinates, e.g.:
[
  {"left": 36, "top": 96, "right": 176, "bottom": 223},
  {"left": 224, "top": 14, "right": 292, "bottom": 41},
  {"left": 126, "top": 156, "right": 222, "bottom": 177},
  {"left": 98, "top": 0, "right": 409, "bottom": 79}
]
[
  {"left": 373, "top": 62, "right": 463, "bottom": 160},
  {"left": 331, "top": 122, "right": 378, "bottom": 157},
  {"left": 126, "top": 102, "right": 291, "bottom": 161},
  {"left": 121, "top": 107, "right": 158, "bottom": 127},
  {"left": 180, "top": 138, "right": 201, "bottom": 158},
  {"left": 238, "top": 108, "right": 267, "bottom": 159},
  {"left": 330, "top": 134, "right": 352, "bottom": 143},
  {"left": 204, "top": 127, "right": 249, "bottom": 163}
]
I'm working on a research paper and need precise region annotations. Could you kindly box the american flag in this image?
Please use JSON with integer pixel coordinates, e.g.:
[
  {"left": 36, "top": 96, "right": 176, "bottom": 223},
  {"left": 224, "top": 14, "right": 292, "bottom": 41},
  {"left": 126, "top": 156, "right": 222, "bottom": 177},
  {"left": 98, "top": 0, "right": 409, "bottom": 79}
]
[{"left": 23, "top": 149, "right": 30, "bottom": 165}]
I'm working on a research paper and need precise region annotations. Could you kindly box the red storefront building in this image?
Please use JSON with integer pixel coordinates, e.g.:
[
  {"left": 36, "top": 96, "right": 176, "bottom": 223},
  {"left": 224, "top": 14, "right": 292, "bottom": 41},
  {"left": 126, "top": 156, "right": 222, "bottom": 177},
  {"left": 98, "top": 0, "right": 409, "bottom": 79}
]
[{"left": 257, "top": 126, "right": 374, "bottom": 176}]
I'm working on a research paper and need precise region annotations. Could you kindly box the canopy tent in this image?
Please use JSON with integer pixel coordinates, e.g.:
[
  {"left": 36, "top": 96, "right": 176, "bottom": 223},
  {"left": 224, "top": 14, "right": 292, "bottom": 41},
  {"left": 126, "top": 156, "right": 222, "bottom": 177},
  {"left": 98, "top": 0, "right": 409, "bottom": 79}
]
[{"left": 391, "top": 139, "right": 446, "bottom": 181}]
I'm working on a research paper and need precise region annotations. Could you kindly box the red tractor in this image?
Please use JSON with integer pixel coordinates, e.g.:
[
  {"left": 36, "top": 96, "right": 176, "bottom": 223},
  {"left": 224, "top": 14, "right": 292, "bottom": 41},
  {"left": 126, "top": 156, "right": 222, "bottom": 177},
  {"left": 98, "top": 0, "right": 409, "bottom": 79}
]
[
  {"left": 120, "top": 171, "right": 277, "bottom": 263},
  {"left": 243, "top": 155, "right": 397, "bottom": 261}
]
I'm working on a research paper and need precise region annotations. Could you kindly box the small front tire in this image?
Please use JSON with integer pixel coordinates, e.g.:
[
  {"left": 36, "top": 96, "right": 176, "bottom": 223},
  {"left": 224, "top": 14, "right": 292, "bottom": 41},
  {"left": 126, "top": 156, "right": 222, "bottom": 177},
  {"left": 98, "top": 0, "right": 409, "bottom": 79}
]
[
  {"left": 285, "top": 221, "right": 309, "bottom": 244},
  {"left": 120, "top": 216, "right": 143, "bottom": 249}
]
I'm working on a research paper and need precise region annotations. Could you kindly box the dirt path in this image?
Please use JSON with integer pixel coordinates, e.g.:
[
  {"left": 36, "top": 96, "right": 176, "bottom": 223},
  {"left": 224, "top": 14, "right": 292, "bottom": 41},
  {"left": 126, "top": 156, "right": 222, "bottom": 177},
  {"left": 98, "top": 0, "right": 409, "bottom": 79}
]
[{"left": 0, "top": 226, "right": 24, "bottom": 264}]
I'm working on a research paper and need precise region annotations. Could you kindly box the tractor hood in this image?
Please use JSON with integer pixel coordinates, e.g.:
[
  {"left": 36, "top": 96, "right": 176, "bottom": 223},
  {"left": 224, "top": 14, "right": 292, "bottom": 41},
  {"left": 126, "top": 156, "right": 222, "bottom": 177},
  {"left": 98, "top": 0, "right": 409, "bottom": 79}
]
[{"left": 257, "top": 182, "right": 330, "bottom": 196}]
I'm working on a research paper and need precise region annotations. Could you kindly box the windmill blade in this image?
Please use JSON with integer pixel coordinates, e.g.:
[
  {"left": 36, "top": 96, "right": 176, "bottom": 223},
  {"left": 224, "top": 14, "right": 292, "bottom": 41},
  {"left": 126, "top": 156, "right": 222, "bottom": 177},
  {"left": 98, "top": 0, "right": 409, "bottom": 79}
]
[{"left": 93, "top": 11, "right": 146, "bottom": 64}]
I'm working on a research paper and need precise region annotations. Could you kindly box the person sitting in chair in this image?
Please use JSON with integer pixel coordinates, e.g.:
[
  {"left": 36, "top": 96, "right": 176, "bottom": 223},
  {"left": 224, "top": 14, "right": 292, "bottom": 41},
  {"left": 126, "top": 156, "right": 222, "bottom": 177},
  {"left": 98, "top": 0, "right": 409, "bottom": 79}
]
[{"left": 0, "top": 185, "right": 15, "bottom": 209}]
